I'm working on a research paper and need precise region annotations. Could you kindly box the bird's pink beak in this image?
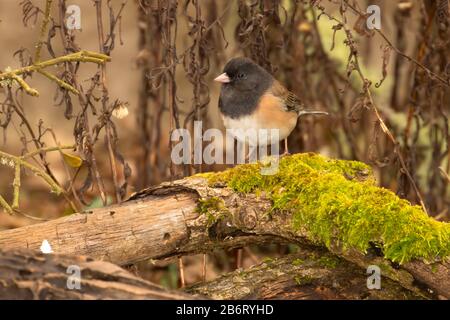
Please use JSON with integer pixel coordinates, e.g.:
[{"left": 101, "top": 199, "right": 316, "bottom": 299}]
[{"left": 214, "top": 73, "right": 230, "bottom": 83}]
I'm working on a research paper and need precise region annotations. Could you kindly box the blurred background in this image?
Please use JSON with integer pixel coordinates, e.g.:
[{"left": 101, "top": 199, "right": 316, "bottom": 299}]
[{"left": 0, "top": 0, "right": 449, "bottom": 287}]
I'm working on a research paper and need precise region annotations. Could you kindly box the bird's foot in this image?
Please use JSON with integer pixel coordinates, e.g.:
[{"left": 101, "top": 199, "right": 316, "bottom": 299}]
[{"left": 281, "top": 151, "right": 291, "bottom": 157}]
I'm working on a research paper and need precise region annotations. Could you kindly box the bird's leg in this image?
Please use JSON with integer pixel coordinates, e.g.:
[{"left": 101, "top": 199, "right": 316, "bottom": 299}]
[
  {"left": 243, "top": 142, "right": 258, "bottom": 163},
  {"left": 244, "top": 142, "right": 250, "bottom": 163},
  {"left": 247, "top": 145, "right": 258, "bottom": 163},
  {"left": 282, "top": 138, "right": 290, "bottom": 156}
]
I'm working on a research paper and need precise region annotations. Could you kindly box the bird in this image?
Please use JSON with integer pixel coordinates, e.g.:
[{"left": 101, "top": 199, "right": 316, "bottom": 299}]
[{"left": 214, "top": 57, "right": 328, "bottom": 155}]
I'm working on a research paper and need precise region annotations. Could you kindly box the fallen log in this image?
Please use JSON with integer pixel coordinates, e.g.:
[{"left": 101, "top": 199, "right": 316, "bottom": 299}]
[
  {"left": 186, "top": 246, "right": 423, "bottom": 300},
  {"left": 0, "top": 247, "right": 421, "bottom": 300},
  {"left": 0, "top": 154, "right": 448, "bottom": 299},
  {"left": 0, "top": 249, "right": 201, "bottom": 299}
]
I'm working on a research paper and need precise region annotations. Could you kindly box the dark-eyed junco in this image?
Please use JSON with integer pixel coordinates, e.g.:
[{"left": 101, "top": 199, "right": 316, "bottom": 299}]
[{"left": 214, "top": 57, "right": 327, "bottom": 154}]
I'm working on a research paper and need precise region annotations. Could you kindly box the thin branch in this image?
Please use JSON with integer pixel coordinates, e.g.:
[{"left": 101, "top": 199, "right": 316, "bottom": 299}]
[
  {"left": 0, "top": 51, "right": 111, "bottom": 96},
  {"left": 38, "top": 69, "right": 79, "bottom": 94},
  {"left": 22, "top": 145, "right": 75, "bottom": 159},
  {"left": 34, "top": 0, "right": 53, "bottom": 63},
  {"left": 7, "top": 73, "right": 39, "bottom": 96},
  {"left": 12, "top": 164, "right": 21, "bottom": 209},
  {"left": 439, "top": 167, "right": 450, "bottom": 184},
  {"left": 0, "top": 150, "right": 63, "bottom": 195},
  {"left": 13, "top": 209, "right": 49, "bottom": 221},
  {"left": 94, "top": 0, "right": 122, "bottom": 204},
  {"left": 0, "top": 195, "right": 13, "bottom": 215},
  {"left": 342, "top": 0, "right": 449, "bottom": 86},
  {"left": 0, "top": 144, "right": 83, "bottom": 214}
]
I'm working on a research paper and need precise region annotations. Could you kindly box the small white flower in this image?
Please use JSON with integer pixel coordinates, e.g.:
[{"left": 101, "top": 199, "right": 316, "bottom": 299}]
[
  {"left": 40, "top": 239, "right": 53, "bottom": 254},
  {"left": 112, "top": 103, "right": 129, "bottom": 119}
]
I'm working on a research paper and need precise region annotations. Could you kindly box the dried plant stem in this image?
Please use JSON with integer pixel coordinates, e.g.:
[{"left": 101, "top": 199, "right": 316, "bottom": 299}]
[
  {"left": 37, "top": 69, "right": 79, "bottom": 94},
  {"left": 202, "top": 254, "right": 207, "bottom": 282},
  {"left": 0, "top": 150, "right": 63, "bottom": 195},
  {"left": 0, "top": 146, "right": 75, "bottom": 214},
  {"left": 178, "top": 257, "right": 185, "bottom": 288},
  {"left": 55, "top": 1, "right": 108, "bottom": 207},
  {"left": 105, "top": 126, "right": 122, "bottom": 203},
  {"left": 22, "top": 145, "right": 75, "bottom": 159},
  {"left": 48, "top": 130, "right": 83, "bottom": 211},
  {"left": 439, "top": 167, "right": 450, "bottom": 184},
  {"left": 23, "top": 143, "right": 80, "bottom": 213},
  {"left": 95, "top": 0, "right": 122, "bottom": 204},
  {"left": 0, "top": 196, "right": 13, "bottom": 215},
  {"left": 7, "top": 73, "right": 39, "bottom": 97},
  {"left": 364, "top": 84, "right": 428, "bottom": 214},
  {"left": 34, "top": 0, "right": 53, "bottom": 63},
  {"left": 310, "top": 7, "right": 360, "bottom": 160},
  {"left": 0, "top": 51, "right": 110, "bottom": 96},
  {"left": 7, "top": 88, "right": 60, "bottom": 186},
  {"left": 12, "top": 165, "right": 21, "bottom": 209},
  {"left": 0, "top": 51, "right": 110, "bottom": 78},
  {"left": 342, "top": 0, "right": 449, "bottom": 86}
]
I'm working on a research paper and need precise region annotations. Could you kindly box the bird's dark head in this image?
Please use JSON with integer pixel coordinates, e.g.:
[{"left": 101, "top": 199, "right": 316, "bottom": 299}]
[
  {"left": 214, "top": 57, "right": 272, "bottom": 92},
  {"left": 215, "top": 57, "right": 274, "bottom": 118}
]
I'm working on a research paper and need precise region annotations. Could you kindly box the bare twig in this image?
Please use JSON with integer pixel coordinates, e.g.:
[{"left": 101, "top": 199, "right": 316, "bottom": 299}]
[
  {"left": 0, "top": 146, "right": 75, "bottom": 214},
  {"left": 0, "top": 51, "right": 111, "bottom": 96},
  {"left": 34, "top": 0, "right": 53, "bottom": 63}
]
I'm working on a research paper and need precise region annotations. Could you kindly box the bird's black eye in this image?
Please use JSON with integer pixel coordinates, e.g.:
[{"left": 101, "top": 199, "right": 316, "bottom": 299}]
[{"left": 237, "top": 73, "right": 245, "bottom": 79}]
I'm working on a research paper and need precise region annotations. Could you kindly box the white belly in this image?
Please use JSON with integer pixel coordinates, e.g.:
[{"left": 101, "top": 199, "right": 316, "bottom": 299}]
[{"left": 222, "top": 115, "right": 294, "bottom": 146}]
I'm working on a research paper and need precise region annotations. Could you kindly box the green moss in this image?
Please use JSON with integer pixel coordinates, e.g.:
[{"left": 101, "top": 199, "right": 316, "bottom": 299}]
[
  {"left": 196, "top": 197, "right": 222, "bottom": 214},
  {"left": 205, "top": 153, "right": 450, "bottom": 264},
  {"left": 317, "top": 256, "right": 340, "bottom": 269},
  {"left": 431, "top": 263, "right": 438, "bottom": 273},
  {"left": 262, "top": 257, "right": 274, "bottom": 264},
  {"left": 292, "top": 258, "right": 304, "bottom": 266},
  {"left": 196, "top": 197, "right": 229, "bottom": 226},
  {"left": 378, "top": 262, "right": 392, "bottom": 274},
  {"left": 294, "top": 274, "right": 314, "bottom": 286}
]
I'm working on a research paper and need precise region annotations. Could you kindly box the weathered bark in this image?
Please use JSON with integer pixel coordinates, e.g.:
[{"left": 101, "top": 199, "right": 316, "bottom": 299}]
[
  {"left": 0, "top": 176, "right": 448, "bottom": 299},
  {"left": 0, "top": 185, "right": 280, "bottom": 264},
  {"left": 0, "top": 249, "right": 201, "bottom": 300},
  {"left": 0, "top": 247, "right": 423, "bottom": 300},
  {"left": 186, "top": 247, "right": 424, "bottom": 300}
]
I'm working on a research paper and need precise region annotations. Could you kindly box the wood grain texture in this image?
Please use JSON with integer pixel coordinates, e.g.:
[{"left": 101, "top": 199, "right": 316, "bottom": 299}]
[
  {"left": 187, "top": 248, "right": 423, "bottom": 300},
  {"left": 0, "top": 191, "right": 199, "bottom": 265},
  {"left": 0, "top": 249, "right": 202, "bottom": 299}
]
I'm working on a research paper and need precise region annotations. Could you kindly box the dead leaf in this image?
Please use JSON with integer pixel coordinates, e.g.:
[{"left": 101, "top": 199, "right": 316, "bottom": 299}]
[{"left": 62, "top": 152, "right": 83, "bottom": 168}]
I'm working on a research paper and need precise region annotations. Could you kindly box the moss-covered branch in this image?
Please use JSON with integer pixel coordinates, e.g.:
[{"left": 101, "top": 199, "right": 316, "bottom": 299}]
[
  {"left": 186, "top": 247, "right": 424, "bottom": 300},
  {"left": 0, "top": 153, "right": 448, "bottom": 298},
  {"left": 202, "top": 153, "right": 449, "bottom": 265}
]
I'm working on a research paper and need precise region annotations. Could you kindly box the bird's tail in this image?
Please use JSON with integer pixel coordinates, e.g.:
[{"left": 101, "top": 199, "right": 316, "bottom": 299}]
[{"left": 297, "top": 110, "right": 329, "bottom": 117}]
